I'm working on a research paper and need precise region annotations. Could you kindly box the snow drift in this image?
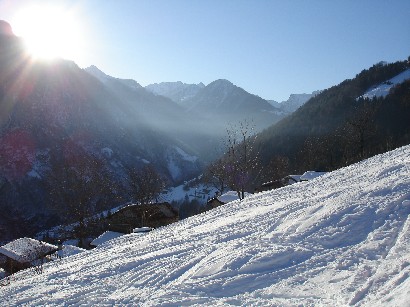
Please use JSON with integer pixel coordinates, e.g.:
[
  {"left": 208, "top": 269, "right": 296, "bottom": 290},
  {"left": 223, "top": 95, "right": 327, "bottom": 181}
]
[{"left": 1, "top": 146, "right": 410, "bottom": 306}]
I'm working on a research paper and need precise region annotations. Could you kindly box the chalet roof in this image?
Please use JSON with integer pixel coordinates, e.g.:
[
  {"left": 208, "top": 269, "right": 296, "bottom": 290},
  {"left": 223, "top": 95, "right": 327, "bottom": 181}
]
[
  {"left": 133, "top": 227, "right": 153, "bottom": 233},
  {"left": 90, "top": 231, "right": 124, "bottom": 247},
  {"left": 0, "top": 238, "right": 57, "bottom": 263},
  {"left": 300, "top": 171, "right": 327, "bottom": 181},
  {"left": 208, "top": 191, "right": 250, "bottom": 206},
  {"left": 261, "top": 180, "right": 283, "bottom": 187}
]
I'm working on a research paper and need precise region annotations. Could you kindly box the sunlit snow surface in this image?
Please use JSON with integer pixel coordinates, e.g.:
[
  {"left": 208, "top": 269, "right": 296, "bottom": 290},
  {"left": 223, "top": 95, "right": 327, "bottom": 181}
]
[{"left": 2, "top": 146, "right": 410, "bottom": 306}]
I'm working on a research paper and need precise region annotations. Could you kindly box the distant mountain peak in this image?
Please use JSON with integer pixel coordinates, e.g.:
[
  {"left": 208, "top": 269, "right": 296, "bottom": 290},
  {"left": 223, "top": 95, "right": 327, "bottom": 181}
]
[
  {"left": 208, "top": 79, "right": 234, "bottom": 87},
  {"left": 87, "top": 64, "right": 102, "bottom": 72},
  {"left": 267, "top": 91, "right": 321, "bottom": 115},
  {"left": 84, "top": 65, "right": 113, "bottom": 83}
]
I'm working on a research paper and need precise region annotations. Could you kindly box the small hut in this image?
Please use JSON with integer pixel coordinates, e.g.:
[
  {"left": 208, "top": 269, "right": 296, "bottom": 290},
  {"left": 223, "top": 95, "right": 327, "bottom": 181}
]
[
  {"left": 300, "top": 171, "right": 327, "bottom": 181},
  {"left": 207, "top": 191, "right": 251, "bottom": 209},
  {"left": 0, "top": 238, "right": 58, "bottom": 274}
]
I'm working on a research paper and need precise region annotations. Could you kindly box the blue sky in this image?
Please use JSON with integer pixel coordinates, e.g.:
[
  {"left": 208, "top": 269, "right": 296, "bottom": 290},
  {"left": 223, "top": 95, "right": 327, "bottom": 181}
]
[{"left": 1, "top": 0, "right": 409, "bottom": 101}]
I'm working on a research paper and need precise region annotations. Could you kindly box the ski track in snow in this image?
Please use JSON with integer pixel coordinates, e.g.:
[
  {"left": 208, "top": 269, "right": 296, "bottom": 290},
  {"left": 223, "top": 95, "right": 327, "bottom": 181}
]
[{"left": 1, "top": 146, "right": 410, "bottom": 306}]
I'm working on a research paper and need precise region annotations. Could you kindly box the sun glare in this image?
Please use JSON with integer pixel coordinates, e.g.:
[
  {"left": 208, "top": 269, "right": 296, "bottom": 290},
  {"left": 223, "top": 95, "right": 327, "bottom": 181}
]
[{"left": 12, "top": 5, "right": 84, "bottom": 62}]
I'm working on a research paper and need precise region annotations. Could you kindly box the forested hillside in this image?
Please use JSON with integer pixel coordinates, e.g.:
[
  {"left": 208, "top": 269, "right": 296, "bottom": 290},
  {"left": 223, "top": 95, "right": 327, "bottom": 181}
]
[{"left": 255, "top": 59, "right": 410, "bottom": 183}]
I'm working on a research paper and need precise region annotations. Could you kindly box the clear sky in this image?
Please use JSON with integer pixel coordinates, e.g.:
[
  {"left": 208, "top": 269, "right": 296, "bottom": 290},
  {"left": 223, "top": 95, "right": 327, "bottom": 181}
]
[{"left": 0, "top": 0, "right": 409, "bottom": 101}]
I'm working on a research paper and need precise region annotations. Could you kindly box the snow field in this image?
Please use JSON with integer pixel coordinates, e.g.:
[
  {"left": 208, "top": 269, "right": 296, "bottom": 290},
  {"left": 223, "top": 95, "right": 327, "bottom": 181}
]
[{"left": 1, "top": 146, "right": 410, "bottom": 306}]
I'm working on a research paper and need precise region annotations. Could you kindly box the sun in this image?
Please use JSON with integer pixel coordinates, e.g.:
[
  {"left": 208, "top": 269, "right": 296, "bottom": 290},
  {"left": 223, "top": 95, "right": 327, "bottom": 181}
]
[{"left": 12, "top": 5, "right": 84, "bottom": 62}]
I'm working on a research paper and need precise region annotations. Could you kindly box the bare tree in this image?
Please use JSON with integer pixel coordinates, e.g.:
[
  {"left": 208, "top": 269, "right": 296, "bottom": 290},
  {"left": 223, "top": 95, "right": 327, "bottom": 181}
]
[
  {"left": 47, "top": 148, "right": 109, "bottom": 247},
  {"left": 203, "top": 156, "right": 230, "bottom": 194},
  {"left": 224, "top": 121, "right": 260, "bottom": 200},
  {"left": 128, "top": 164, "right": 165, "bottom": 205}
]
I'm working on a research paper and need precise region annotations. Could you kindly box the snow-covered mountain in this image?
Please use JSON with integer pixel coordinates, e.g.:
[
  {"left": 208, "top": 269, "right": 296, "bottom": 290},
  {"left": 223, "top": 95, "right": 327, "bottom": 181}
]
[
  {"left": 180, "top": 79, "right": 284, "bottom": 132},
  {"left": 280, "top": 91, "right": 321, "bottom": 113},
  {"left": 359, "top": 68, "right": 410, "bottom": 100},
  {"left": 147, "top": 80, "right": 313, "bottom": 120},
  {"left": 2, "top": 145, "right": 410, "bottom": 306},
  {"left": 268, "top": 90, "right": 321, "bottom": 114},
  {"left": 145, "top": 81, "right": 205, "bottom": 104},
  {"left": 181, "top": 79, "right": 273, "bottom": 112}
]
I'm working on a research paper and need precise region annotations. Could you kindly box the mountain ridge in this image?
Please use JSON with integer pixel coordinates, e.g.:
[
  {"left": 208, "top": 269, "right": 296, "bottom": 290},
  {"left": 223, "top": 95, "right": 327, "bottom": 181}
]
[
  {"left": 145, "top": 81, "right": 205, "bottom": 103},
  {"left": 268, "top": 90, "right": 322, "bottom": 115}
]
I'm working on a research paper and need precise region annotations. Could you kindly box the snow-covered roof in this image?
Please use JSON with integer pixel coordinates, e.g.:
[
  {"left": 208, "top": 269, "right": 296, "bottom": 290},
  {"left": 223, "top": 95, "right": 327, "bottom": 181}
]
[
  {"left": 300, "top": 171, "right": 327, "bottom": 181},
  {"left": 133, "top": 227, "right": 153, "bottom": 233},
  {"left": 218, "top": 190, "right": 250, "bottom": 203},
  {"left": 0, "top": 238, "right": 57, "bottom": 263},
  {"left": 90, "top": 231, "right": 124, "bottom": 247}
]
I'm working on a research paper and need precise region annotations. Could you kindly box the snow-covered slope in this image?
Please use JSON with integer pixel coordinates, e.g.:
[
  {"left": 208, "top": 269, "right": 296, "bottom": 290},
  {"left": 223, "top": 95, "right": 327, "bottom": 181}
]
[
  {"left": 2, "top": 146, "right": 410, "bottom": 306},
  {"left": 359, "top": 68, "right": 410, "bottom": 100}
]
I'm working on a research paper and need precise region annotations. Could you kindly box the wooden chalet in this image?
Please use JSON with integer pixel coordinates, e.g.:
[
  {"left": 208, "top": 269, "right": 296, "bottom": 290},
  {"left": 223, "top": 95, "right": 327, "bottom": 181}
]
[
  {"left": 207, "top": 191, "right": 250, "bottom": 209},
  {"left": 299, "top": 171, "right": 327, "bottom": 181},
  {"left": 106, "top": 202, "right": 178, "bottom": 234},
  {"left": 207, "top": 197, "right": 225, "bottom": 209},
  {"left": 0, "top": 238, "right": 58, "bottom": 274}
]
